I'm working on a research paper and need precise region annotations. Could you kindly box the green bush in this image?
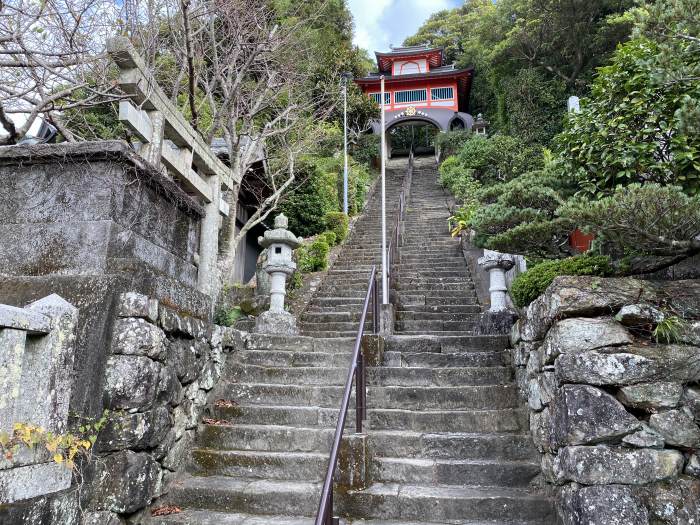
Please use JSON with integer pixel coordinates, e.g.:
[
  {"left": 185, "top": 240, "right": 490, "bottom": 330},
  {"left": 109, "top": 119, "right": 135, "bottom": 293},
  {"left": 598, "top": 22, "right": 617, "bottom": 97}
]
[
  {"left": 510, "top": 255, "right": 613, "bottom": 308},
  {"left": 321, "top": 230, "right": 337, "bottom": 246},
  {"left": 324, "top": 212, "right": 349, "bottom": 242},
  {"left": 352, "top": 134, "right": 381, "bottom": 169},
  {"left": 296, "top": 239, "right": 330, "bottom": 273},
  {"left": 214, "top": 306, "right": 245, "bottom": 327},
  {"left": 436, "top": 130, "right": 472, "bottom": 158},
  {"left": 279, "top": 158, "right": 339, "bottom": 237},
  {"left": 454, "top": 134, "right": 544, "bottom": 186}
]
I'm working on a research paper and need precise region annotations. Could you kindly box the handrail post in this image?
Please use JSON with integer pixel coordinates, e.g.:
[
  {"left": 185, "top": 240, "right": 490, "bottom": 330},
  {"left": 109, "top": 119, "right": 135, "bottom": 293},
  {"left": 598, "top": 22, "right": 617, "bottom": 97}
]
[
  {"left": 356, "top": 352, "right": 365, "bottom": 433},
  {"left": 373, "top": 278, "right": 379, "bottom": 335}
]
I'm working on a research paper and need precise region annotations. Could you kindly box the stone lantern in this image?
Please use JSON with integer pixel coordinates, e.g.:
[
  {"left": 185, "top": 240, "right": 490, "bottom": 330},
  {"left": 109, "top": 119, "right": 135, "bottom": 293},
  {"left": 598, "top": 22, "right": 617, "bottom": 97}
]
[
  {"left": 477, "top": 250, "right": 518, "bottom": 334},
  {"left": 473, "top": 113, "right": 488, "bottom": 136},
  {"left": 254, "top": 214, "right": 303, "bottom": 335}
]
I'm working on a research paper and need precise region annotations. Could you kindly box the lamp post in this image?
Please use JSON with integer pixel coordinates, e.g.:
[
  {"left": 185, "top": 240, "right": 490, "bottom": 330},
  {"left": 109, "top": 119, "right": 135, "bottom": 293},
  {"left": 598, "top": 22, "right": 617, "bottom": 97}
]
[{"left": 341, "top": 72, "right": 353, "bottom": 215}]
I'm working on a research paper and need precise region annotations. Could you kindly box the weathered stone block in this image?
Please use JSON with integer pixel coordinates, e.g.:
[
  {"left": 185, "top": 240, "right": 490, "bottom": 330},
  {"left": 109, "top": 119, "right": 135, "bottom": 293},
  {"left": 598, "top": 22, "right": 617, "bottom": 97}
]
[
  {"left": 0, "top": 462, "right": 71, "bottom": 504},
  {"left": 558, "top": 484, "right": 649, "bottom": 525},
  {"left": 528, "top": 372, "right": 556, "bottom": 412},
  {"left": 617, "top": 382, "right": 683, "bottom": 411},
  {"left": 160, "top": 307, "right": 208, "bottom": 339},
  {"left": 111, "top": 318, "right": 166, "bottom": 360},
  {"left": 117, "top": 292, "right": 158, "bottom": 323},
  {"left": 648, "top": 409, "right": 700, "bottom": 449},
  {"left": 636, "top": 479, "right": 700, "bottom": 525},
  {"left": 167, "top": 339, "right": 204, "bottom": 385},
  {"left": 0, "top": 485, "right": 80, "bottom": 525},
  {"left": 338, "top": 433, "right": 370, "bottom": 490},
  {"left": 555, "top": 344, "right": 700, "bottom": 386},
  {"left": 553, "top": 446, "right": 683, "bottom": 485},
  {"left": 361, "top": 335, "right": 384, "bottom": 367},
  {"left": 552, "top": 385, "right": 640, "bottom": 446},
  {"left": 622, "top": 425, "right": 665, "bottom": 449},
  {"left": 157, "top": 365, "right": 183, "bottom": 407},
  {"left": 82, "top": 510, "right": 124, "bottom": 525},
  {"left": 523, "top": 276, "right": 651, "bottom": 341},
  {"left": 686, "top": 454, "right": 700, "bottom": 477},
  {"left": 103, "top": 355, "right": 161, "bottom": 411},
  {"left": 162, "top": 431, "right": 194, "bottom": 472},
  {"left": 530, "top": 407, "right": 555, "bottom": 453},
  {"left": 542, "top": 317, "right": 631, "bottom": 365},
  {"left": 615, "top": 303, "right": 665, "bottom": 328},
  {"left": 90, "top": 450, "right": 159, "bottom": 514},
  {"left": 95, "top": 406, "right": 171, "bottom": 452}
]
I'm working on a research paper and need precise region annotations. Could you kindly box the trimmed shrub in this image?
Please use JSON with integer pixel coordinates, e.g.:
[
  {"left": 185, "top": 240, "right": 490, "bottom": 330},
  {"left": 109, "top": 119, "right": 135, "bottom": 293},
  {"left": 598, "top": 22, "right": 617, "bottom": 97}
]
[
  {"left": 296, "top": 239, "right": 330, "bottom": 273},
  {"left": 324, "top": 212, "right": 349, "bottom": 242},
  {"left": 510, "top": 255, "right": 613, "bottom": 307},
  {"left": 321, "top": 230, "right": 337, "bottom": 247}
]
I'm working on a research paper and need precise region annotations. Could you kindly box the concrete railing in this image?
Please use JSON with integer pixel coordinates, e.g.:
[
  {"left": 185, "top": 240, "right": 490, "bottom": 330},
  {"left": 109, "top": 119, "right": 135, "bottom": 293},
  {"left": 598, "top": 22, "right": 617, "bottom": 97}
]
[{"left": 0, "top": 295, "right": 78, "bottom": 504}]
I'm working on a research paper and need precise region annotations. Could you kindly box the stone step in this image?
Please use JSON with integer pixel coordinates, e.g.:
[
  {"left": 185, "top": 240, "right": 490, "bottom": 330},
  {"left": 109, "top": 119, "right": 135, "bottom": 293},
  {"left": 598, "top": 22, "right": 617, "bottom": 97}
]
[
  {"left": 190, "top": 449, "right": 327, "bottom": 481},
  {"left": 368, "top": 430, "right": 539, "bottom": 462},
  {"left": 223, "top": 383, "right": 519, "bottom": 410},
  {"left": 383, "top": 351, "right": 507, "bottom": 368},
  {"left": 198, "top": 423, "right": 333, "bottom": 453},
  {"left": 213, "top": 403, "right": 352, "bottom": 428},
  {"left": 398, "top": 295, "right": 479, "bottom": 306},
  {"left": 368, "top": 407, "right": 528, "bottom": 432},
  {"left": 395, "top": 320, "right": 477, "bottom": 332},
  {"left": 382, "top": 335, "right": 509, "bottom": 353},
  {"left": 373, "top": 457, "right": 541, "bottom": 487},
  {"left": 229, "top": 365, "right": 347, "bottom": 386},
  {"left": 233, "top": 350, "right": 351, "bottom": 368},
  {"left": 166, "top": 475, "right": 321, "bottom": 517},
  {"left": 398, "top": 304, "right": 481, "bottom": 314},
  {"left": 301, "top": 330, "right": 360, "bottom": 338},
  {"left": 396, "top": 311, "right": 480, "bottom": 321},
  {"left": 338, "top": 483, "right": 557, "bottom": 523},
  {"left": 398, "top": 289, "right": 478, "bottom": 298},
  {"left": 398, "top": 331, "right": 476, "bottom": 337},
  {"left": 150, "top": 509, "right": 318, "bottom": 525},
  {"left": 301, "top": 311, "right": 375, "bottom": 323},
  {"left": 245, "top": 334, "right": 354, "bottom": 353},
  {"left": 368, "top": 367, "right": 513, "bottom": 387}
]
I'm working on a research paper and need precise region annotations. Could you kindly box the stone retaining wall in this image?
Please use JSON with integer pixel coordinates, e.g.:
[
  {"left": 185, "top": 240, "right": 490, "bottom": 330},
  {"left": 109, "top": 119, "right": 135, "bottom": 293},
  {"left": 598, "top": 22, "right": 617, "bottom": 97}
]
[
  {"left": 0, "top": 292, "right": 244, "bottom": 524},
  {"left": 511, "top": 276, "right": 700, "bottom": 523}
]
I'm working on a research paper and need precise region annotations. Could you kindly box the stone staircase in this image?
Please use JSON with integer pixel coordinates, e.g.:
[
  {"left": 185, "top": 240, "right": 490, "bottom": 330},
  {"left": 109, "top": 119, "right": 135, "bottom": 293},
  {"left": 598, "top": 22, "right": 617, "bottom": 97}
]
[
  {"left": 153, "top": 156, "right": 558, "bottom": 524},
  {"left": 299, "top": 159, "right": 406, "bottom": 338},
  {"left": 336, "top": 157, "right": 558, "bottom": 524}
]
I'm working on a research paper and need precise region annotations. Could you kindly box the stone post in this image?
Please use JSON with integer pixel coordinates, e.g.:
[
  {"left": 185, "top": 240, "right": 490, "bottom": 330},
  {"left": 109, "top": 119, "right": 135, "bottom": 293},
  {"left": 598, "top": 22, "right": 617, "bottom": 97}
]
[
  {"left": 477, "top": 251, "right": 518, "bottom": 334},
  {"left": 254, "top": 214, "right": 302, "bottom": 335}
]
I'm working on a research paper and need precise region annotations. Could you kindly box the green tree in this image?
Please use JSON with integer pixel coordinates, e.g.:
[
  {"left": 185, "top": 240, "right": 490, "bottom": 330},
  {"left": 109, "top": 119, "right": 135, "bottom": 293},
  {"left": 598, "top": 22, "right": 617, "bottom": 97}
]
[{"left": 557, "top": 37, "right": 700, "bottom": 195}]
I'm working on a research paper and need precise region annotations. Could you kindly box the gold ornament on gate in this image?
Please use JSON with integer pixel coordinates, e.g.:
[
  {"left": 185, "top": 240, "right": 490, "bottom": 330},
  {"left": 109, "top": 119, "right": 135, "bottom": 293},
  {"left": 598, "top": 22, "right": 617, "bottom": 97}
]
[{"left": 405, "top": 106, "right": 417, "bottom": 116}]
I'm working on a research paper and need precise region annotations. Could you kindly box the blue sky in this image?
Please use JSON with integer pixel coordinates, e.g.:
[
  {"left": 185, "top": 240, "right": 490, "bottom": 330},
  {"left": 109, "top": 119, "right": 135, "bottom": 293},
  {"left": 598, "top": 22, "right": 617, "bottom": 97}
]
[{"left": 348, "top": 0, "right": 462, "bottom": 55}]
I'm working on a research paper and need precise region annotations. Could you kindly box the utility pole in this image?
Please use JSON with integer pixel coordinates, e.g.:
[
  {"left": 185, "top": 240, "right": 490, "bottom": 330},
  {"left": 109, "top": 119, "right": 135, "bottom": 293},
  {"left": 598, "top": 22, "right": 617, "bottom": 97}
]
[
  {"left": 380, "top": 75, "right": 388, "bottom": 304},
  {"left": 341, "top": 72, "right": 353, "bottom": 215}
]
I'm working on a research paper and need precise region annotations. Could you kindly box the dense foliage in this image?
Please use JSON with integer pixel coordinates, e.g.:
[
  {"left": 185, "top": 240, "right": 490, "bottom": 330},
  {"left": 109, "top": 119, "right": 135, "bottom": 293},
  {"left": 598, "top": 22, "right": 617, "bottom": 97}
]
[
  {"left": 557, "top": 38, "right": 700, "bottom": 195},
  {"left": 510, "top": 255, "right": 614, "bottom": 307},
  {"left": 427, "top": 0, "right": 700, "bottom": 279},
  {"left": 405, "top": 0, "right": 633, "bottom": 145}
]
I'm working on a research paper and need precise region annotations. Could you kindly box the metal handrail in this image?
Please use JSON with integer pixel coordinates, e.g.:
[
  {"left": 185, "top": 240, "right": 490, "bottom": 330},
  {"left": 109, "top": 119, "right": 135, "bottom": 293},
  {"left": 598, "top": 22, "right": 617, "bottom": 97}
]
[
  {"left": 315, "top": 265, "right": 379, "bottom": 525},
  {"left": 386, "top": 149, "right": 414, "bottom": 295}
]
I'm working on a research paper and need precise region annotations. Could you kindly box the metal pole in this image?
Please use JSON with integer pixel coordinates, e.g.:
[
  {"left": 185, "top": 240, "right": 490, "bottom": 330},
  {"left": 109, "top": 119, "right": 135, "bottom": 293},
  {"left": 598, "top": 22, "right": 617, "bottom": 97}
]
[
  {"left": 380, "top": 76, "right": 388, "bottom": 304},
  {"left": 343, "top": 79, "right": 349, "bottom": 215}
]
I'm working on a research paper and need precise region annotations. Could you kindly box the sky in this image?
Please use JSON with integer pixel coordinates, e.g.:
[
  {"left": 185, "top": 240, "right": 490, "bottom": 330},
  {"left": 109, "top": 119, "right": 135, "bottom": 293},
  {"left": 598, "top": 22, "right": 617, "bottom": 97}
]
[{"left": 348, "top": 0, "right": 462, "bottom": 56}]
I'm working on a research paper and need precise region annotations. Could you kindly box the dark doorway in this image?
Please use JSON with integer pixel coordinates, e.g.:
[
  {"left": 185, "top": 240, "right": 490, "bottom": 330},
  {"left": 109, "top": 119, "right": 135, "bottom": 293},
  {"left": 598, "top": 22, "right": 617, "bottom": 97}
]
[{"left": 388, "top": 121, "right": 439, "bottom": 157}]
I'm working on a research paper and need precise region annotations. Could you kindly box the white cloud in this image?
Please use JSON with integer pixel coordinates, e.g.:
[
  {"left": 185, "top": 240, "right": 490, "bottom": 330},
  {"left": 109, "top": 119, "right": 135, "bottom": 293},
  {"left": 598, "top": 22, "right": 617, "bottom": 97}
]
[{"left": 348, "top": 0, "right": 457, "bottom": 55}]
